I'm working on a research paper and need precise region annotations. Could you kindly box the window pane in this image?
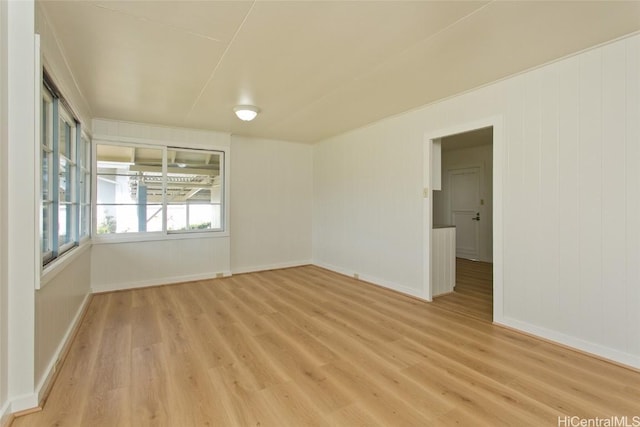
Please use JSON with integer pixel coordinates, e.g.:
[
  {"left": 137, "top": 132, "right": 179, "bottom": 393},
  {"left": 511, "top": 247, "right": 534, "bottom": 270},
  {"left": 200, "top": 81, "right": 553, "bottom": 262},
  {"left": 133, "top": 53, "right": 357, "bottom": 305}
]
[
  {"left": 83, "top": 172, "right": 90, "bottom": 205},
  {"left": 84, "top": 138, "right": 91, "bottom": 167},
  {"left": 41, "top": 87, "right": 54, "bottom": 263},
  {"left": 42, "top": 150, "right": 51, "bottom": 201},
  {"left": 41, "top": 202, "right": 52, "bottom": 253},
  {"left": 96, "top": 143, "right": 164, "bottom": 234},
  {"left": 59, "top": 118, "right": 71, "bottom": 157},
  {"left": 166, "top": 148, "right": 223, "bottom": 232},
  {"left": 96, "top": 204, "right": 163, "bottom": 234},
  {"left": 59, "top": 157, "right": 72, "bottom": 202},
  {"left": 81, "top": 205, "right": 91, "bottom": 237},
  {"left": 167, "top": 203, "right": 221, "bottom": 231},
  {"left": 58, "top": 203, "right": 72, "bottom": 245},
  {"left": 42, "top": 90, "right": 52, "bottom": 149}
]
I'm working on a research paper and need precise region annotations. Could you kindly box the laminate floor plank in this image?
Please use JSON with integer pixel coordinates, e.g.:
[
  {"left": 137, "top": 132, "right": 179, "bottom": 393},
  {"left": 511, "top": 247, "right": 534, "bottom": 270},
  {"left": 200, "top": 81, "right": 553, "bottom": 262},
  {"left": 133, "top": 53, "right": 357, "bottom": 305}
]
[
  {"left": 433, "top": 258, "right": 493, "bottom": 322},
  {"left": 12, "top": 265, "right": 640, "bottom": 427}
]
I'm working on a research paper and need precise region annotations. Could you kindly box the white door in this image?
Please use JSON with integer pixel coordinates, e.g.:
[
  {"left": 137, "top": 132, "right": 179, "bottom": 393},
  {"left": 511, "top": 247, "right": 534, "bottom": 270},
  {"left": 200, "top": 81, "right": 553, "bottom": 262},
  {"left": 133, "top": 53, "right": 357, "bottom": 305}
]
[{"left": 449, "top": 168, "right": 480, "bottom": 260}]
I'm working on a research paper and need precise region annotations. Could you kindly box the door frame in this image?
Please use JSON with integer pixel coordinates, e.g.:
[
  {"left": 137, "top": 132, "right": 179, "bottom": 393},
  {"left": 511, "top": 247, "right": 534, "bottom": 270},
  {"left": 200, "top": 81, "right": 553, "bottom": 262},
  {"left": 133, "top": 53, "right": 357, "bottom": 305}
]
[{"left": 423, "top": 115, "right": 504, "bottom": 324}]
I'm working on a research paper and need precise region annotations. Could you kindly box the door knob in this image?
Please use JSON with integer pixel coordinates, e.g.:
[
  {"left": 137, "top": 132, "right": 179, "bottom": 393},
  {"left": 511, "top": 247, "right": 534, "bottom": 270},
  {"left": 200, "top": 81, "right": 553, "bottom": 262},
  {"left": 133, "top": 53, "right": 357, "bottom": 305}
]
[{"left": 472, "top": 212, "right": 480, "bottom": 221}]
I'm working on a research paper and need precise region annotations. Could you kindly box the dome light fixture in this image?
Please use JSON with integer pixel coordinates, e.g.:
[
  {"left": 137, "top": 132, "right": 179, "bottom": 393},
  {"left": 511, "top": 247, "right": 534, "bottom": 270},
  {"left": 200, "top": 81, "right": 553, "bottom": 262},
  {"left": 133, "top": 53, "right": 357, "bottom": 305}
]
[{"left": 233, "top": 105, "right": 259, "bottom": 121}]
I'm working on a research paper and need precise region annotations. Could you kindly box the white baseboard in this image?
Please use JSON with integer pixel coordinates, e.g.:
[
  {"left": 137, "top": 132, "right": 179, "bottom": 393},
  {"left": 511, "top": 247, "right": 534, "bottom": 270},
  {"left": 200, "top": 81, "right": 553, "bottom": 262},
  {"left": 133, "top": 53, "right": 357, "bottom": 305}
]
[
  {"left": 7, "top": 392, "right": 38, "bottom": 415},
  {"left": 497, "top": 316, "right": 640, "bottom": 370},
  {"left": 91, "top": 270, "right": 232, "bottom": 293},
  {"left": 35, "top": 293, "right": 92, "bottom": 405},
  {"left": 232, "top": 260, "right": 312, "bottom": 275},
  {"left": 0, "top": 400, "right": 11, "bottom": 427},
  {"left": 312, "top": 261, "right": 427, "bottom": 300}
]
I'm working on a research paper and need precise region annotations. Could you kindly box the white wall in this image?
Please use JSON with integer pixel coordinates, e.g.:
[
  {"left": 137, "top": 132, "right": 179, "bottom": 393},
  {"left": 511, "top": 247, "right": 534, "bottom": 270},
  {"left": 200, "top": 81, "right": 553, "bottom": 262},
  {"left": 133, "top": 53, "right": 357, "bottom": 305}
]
[
  {"left": 313, "top": 122, "right": 425, "bottom": 298},
  {"left": 6, "top": 0, "right": 38, "bottom": 413},
  {"left": 91, "top": 119, "right": 232, "bottom": 292},
  {"left": 2, "top": 3, "right": 96, "bottom": 415},
  {"left": 36, "top": 2, "right": 91, "bottom": 126},
  {"left": 230, "top": 136, "right": 313, "bottom": 273},
  {"left": 36, "top": 248, "right": 91, "bottom": 401},
  {"left": 0, "top": 0, "right": 9, "bottom": 422},
  {"left": 434, "top": 144, "right": 493, "bottom": 262},
  {"left": 313, "top": 34, "right": 640, "bottom": 368}
]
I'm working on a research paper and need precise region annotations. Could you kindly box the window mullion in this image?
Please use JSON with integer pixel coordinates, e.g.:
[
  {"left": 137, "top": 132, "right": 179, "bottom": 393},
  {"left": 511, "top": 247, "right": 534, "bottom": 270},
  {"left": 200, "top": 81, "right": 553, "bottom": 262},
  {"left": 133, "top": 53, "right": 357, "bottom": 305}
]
[{"left": 162, "top": 146, "right": 168, "bottom": 234}]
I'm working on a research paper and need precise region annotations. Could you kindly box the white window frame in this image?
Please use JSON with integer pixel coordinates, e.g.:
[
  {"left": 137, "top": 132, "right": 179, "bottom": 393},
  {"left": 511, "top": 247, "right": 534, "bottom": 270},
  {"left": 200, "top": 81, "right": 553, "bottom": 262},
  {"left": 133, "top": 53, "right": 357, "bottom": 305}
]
[
  {"left": 92, "top": 139, "right": 229, "bottom": 243},
  {"left": 41, "top": 85, "right": 54, "bottom": 264},
  {"left": 78, "top": 131, "right": 91, "bottom": 242},
  {"left": 56, "top": 104, "right": 78, "bottom": 256},
  {"left": 40, "top": 74, "right": 92, "bottom": 269}
]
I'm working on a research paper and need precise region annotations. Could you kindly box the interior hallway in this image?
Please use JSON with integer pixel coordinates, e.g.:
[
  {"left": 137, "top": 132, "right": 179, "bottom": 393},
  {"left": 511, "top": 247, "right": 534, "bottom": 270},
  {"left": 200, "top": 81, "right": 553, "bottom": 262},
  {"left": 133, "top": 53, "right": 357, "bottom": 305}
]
[{"left": 433, "top": 258, "right": 493, "bottom": 322}]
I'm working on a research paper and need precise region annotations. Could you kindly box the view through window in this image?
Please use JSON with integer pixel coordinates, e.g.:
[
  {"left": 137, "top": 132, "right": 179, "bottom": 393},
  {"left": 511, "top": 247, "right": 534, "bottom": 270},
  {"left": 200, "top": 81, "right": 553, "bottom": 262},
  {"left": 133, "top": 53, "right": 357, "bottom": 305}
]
[{"left": 96, "top": 144, "right": 223, "bottom": 235}]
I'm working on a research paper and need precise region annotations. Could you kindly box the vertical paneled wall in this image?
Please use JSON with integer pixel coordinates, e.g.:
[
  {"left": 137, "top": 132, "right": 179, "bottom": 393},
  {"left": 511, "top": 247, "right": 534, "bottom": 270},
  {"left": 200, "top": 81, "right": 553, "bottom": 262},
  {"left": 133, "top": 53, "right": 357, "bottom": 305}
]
[
  {"left": 313, "top": 34, "right": 640, "bottom": 367},
  {"left": 313, "top": 123, "right": 426, "bottom": 298},
  {"left": 230, "top": 136, "right": 313, "bottom": 273},
  {"left": 35, "top": 249, "right": 91, "bottom": 392},
  {"left": 0, "top": 0, "right": 9, "bottom": 420},
  {"left": 501, "top": 36, "right": 640, "bottom": 366},
  {"left": 431, "top": 228, "right": 455, "bottom": 296},
  {"left": 6, "top": 0, "right": 37, "bottom": 410},
  {"left": 31, "top": 2, "right": 94, "bottom": 409}
]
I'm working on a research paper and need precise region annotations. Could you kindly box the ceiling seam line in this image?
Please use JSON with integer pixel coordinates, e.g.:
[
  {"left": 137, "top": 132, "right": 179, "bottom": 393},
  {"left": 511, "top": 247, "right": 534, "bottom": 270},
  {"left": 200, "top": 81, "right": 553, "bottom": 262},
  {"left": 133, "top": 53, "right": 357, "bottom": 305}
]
[
  {"left": 185, "top": 0, "right": 257, "bottom": 119},
  {"left": 91, "top": 4, "right": 223, "bottom": 42},
  {"left": 264, "top": 0, "right": 497, "bottom": 134}
]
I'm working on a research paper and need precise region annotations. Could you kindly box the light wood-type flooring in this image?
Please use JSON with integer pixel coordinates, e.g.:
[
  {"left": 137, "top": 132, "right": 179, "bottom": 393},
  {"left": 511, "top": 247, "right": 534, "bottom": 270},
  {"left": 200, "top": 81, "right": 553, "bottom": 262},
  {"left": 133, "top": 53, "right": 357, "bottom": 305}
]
[
  {"left": 433, "top": 258, "right": 493, "bottom": 322},
  {"left": 13, "top": 265, "right": 640, "bottom": 426}
]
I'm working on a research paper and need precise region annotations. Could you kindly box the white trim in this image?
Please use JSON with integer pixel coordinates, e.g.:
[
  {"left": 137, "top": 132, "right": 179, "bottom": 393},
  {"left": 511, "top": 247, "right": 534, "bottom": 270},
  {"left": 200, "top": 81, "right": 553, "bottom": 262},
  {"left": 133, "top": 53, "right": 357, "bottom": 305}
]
[
  {"left": 35, "top": 292, "right": 90, "bottom": 404},
  {"left": 232, "top": 260, "right": 312, "bottom": 275},
  {"left": 0, "top": 401, "right": 11, "bottom": 427},
  {"left": 8, "top": 393, "right": 38, "bottom": 414},
  {"left": 40, "top": 241, "right": 91, "bottom": 288},
  {"left": 92, "top": 138, "right": 231, "bottom": 241},
  {"left": 91, "top": 230, "right": 229, "bottom": 245},
  {"left": 423, "top": 136, "right": 433, "bottom": 300},
  {"left": 423, "top": 115, "right": 504, "bottom": 321},
  {"left": 497, "top": 317, "right": 640, "bottom": 371},
  {"left": 34, "top": 33, "right": 41, "bottom": 289},
  {"left": 91, "top": 271, "right": 232, "bottom": 294},
  {"left": 93, "top": 134, "right": 229, "bottom": 152},
  {"left": 313, "top": 261, "right": 427, "bottom": 301}
]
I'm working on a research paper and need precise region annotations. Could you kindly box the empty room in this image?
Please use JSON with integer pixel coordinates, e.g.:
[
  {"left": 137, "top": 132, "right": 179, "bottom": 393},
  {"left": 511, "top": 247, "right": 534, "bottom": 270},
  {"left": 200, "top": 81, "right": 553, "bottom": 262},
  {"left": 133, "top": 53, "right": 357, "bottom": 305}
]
[{"left": 1, "top": 1, "right": 640, "bottom": 426}]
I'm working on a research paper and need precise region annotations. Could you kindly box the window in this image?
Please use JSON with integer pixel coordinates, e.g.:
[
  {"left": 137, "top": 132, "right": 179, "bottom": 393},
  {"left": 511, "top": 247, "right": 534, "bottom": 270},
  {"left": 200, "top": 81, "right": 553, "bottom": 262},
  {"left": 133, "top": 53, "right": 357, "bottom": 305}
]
[
  {"left": 166, "top": 148, "right": 223, "bottom": 232},
  {"left": 40, "top": 79, "right": 91, "bottom": 266},
  {"left": 57, "top": 106, "right": 77, "bottom": 253},
  {"left": 95, "top": 143, "right": 224, "bottom": 236},
  {"left": 41, "top": 86, "right": 54, "bottom": 263},
  {"left": 78, "top": 132, "right": 91, "bottom": 238}
]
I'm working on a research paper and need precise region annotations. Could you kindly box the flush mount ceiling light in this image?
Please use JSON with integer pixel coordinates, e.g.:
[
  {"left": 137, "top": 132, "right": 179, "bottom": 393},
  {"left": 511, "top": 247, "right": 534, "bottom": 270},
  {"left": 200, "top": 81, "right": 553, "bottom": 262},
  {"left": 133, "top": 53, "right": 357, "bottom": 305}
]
[{"left": 233, "top": 105, "right": 259, "bottom": 121}]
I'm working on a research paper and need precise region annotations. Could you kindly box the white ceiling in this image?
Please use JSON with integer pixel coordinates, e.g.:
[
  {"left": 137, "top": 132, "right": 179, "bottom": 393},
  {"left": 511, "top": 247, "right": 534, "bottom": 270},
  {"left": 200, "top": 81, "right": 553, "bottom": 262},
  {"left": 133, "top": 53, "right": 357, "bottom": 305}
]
[{"left": 40, "top": 1, "right": 640, "bottom": 143}]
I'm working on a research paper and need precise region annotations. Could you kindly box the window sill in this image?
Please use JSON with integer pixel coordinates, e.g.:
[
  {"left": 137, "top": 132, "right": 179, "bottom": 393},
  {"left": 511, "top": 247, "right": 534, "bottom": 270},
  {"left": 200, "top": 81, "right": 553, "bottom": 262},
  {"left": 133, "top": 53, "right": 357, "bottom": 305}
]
[
  {"left": 40, "top": 241, "right": 92, "bottom": 289},
  {"left": 91, "top": 230, "right": 230, "bottom": 245}
]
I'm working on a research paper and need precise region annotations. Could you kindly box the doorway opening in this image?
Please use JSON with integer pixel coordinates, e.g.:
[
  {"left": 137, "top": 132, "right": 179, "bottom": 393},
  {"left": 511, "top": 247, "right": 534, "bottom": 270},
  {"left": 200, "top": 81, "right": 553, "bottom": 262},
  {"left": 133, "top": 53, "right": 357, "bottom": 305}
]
[{"left": 424, "top": 118, "right": 503, "bottom": 323}]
